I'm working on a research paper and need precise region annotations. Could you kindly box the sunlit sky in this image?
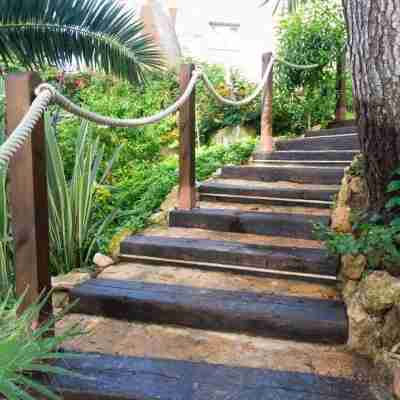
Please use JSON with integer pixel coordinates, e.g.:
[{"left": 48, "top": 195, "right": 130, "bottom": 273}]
[{"left": 133, "top": 0, "right": 279, "bottom": 79}]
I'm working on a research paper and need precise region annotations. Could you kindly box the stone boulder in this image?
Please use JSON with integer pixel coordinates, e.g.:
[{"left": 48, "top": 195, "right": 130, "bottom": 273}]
[
  {"left": 382, "top": 305, "right": 400, "bottom": 349},
  {"left": 331, "top": 206, "right": 352, "bottom": 233},
  {"left": 347, "top": 293, "right": 382, "bottom": 356},
  {"left": 360, "top": 272, "right": 400, "bottom": 314},
  {"left": 341, "top": 254, "right": 367, "bottom": 281}
]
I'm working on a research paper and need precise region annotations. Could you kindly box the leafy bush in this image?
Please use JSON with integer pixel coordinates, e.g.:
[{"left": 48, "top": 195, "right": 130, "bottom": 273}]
[
  {"left": 316, "top": 168, "right": 400, "bottom": 273},
  {"left": 273, "top": 0, "right": 350, "bottom": 134},
  {"left": 0, "top": 292, "right": 80, "bottom": 400},
  {"left": 96, "top": 139, "right": 257, "bottom": 251}
]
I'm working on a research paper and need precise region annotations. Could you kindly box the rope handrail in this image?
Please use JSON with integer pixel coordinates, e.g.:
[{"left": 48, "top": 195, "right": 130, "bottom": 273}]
[
  {"left": 199, "top": 55, "right": 275, "bottom": 106},
  {"left": 0, "top": 52, "right": 323, "bottom": 171},
  {"left": 0, "top": 89, "right": 53, "bottom": 169}
]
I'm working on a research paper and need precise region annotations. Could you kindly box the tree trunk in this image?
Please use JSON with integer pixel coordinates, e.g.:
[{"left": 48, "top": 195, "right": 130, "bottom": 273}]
[
  {"left": 342, "top": 0, "right": 400, "bottom": 211},
  {"left": 334, "top": 52, "right": 347, "bottom": 122}
]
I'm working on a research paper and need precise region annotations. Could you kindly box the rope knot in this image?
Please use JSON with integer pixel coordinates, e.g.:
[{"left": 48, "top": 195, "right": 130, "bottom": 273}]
[{"left": 34, "top": 83, "right": 57, "bottom": 97}]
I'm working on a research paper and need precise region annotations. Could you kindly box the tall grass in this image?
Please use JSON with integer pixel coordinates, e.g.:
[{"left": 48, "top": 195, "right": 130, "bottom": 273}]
[
  {"left": 0, "top": 291, "right": 81, "bottom": 399},
  {"left": 46, "top": 119, "right": 120, "bottom": 274}
]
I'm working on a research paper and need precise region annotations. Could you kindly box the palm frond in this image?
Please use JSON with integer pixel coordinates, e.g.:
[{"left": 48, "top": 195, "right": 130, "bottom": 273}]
[{"left": 0, "top": 0, "right": 163, "bottom": 83}]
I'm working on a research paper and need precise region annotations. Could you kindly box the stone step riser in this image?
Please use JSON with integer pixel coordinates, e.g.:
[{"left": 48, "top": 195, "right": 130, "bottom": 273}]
[
  {"left": 276, "top": 134, "right": 359, "bottom": 151},
  {"left": 120, "top": 236, "right": 338, "bottom": 278},
  {"left": 220, "top": 166, "right": 345, "bottom": 185},
  {"left": 70, "top": 279, "right": 348, "bottom": 344},
  {"left": 169, "top": 209, "right": 328, "bottom": 240}
]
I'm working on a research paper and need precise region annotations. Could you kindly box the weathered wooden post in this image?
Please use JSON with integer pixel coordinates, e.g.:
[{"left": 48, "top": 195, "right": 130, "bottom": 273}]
[
  {"left": 178, "top": 64, "right": 196, "bottom": 209},
  {"left": 261, "top": 52, "right": 274, "bottom": 153},
  {"left": 6, "top": 72, "right": 53, "bottom": 323}
]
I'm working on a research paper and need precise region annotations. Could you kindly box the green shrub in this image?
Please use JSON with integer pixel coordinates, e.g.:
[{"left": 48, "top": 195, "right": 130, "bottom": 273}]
[
  {"left": 0, "top": 292, "right": 80, "bottom": 400},
  {"left": 96, "top": 139, "right": 257, "bottom": 251},
  {"left": 273, "top": 0, "right": 350, "bottom": 134},
  {"left": 316, "top": 168, "right": 400, "bottom": 273}
]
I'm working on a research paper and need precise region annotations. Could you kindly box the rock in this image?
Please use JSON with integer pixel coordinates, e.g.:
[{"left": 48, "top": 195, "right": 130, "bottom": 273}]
[
  {"left": 360, "top": 272, "right": 400, "bottom": 314},
  {"left": 160, "top": 186, "right": 179, "bottom": 212},
  {"left": 341, "top": 254, "right": 367, "bottom": 281},
  {"left": 347, "top": 293, "right": 382, "bottom": 356},
  {"left": 394, "top": 367, "right": 400, "bottom": 400},
  {"left": 93, "top": 253, "right": 115, "bottom": 268},
  {"left": 331, "top": 206, "right": 352, "bottom": 233},
  {"left": 382, "top": 305, "right": 400, "bottom": 349},
  {"left": 337, "top": 175, "right": 351, "bottom": 207},
  {"left": 211, "top": 125, "right": 257, "bottom": 146},
  {"left": 342, "top": 280, "right": 359, "bottom": 303},
  {"left": 149, "top": 211, "right": 168, "bottom": 226},
  {"left": 349, "top": 177, "right": 368, "bottom": 209},
  {"left": 52, "top": 272, "right": 90, "bottom": 291}
]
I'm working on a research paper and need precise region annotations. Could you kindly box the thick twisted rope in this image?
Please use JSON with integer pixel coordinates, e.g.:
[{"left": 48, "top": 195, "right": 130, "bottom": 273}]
[
  {"left": 199, "top": 55, "right": 275, "bottom": 106},
  {"left": 36, "top": 69, "right": 202, "bottom": 128},
  {"left": 0, "top": 90, "right": 53, "bottom": 170},
  {"left": 0, "top": 53, "right": 322, "bottom": 172}
]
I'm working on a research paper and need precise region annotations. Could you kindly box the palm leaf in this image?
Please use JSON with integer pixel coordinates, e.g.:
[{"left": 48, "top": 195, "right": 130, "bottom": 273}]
[{"left": 0, "top": 0, "right": 162, "bottom": 83}]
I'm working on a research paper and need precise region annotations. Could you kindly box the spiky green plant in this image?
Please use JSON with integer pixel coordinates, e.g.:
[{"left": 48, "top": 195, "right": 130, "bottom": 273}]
[
  {"left": 46, "top": 118, "right": 121, "bottom": 274},
  {"left": 0, "top": 0, "right": 162, "bottom": 83},
  {"left": 0, "top": 76, "right": 13, "bottom": 298},
  {"left": 0, "top": 291, "right": 81, "bottom": 400}
]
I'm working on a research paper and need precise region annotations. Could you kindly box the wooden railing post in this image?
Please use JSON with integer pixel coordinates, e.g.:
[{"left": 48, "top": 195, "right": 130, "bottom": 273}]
[
  {"left": 261, "top": 52, "right": 274, "bottom": 152},
  {"left": 178, "top": 64, "right": 196, "bottom": 209},
  {"left": 6, "top": 72, "right": 52, "bottom": 322}
]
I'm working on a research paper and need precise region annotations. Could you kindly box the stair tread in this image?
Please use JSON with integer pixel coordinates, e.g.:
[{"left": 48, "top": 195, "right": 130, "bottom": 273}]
[
  {"left": 199, "top": 181, "right": 337, "bottom": 206},
  {"left": 120, "top": 233, "right": 338, "bottom": 277},
  {"left": 170, "top": 207, "right": 329, "bottom": 240},
  {"left": 51, "top": 352, "right": 377, "bottom": 400},
  {"left": 98, "top": 262, "right": 339, "bottom": 300},
  {"left": 197, "top": 201, "right": 331, "bottom": 216},
  {"left": 140, "top": 226, "right": 325, "bottom": 249},
  {"left": 221, "top": 165, "right": 345, "bottom": 185},
  {"left": 202, "top": 179, "right": 341, "bottom": 191},
  {"left": 70, "top": 278, "right": 348, "bottom": 343},
  {"left": 275, "top": 134, "right": 360, "bottom": 151}
]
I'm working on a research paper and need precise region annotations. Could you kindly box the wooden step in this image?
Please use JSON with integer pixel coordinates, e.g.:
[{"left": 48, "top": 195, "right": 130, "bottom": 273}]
[
  {"left": 50, "top": 352, "right": 376, "bottom": 400},
  {"left": 169, "top": 208, "right": 328, "bottom": 240},
  {"left": 276, "top": 133, "right": 359, "bottom": 151},
  {"left": 199, "top": 180, "right": 337, "bottom": 207},
  {"left": 70, "top": 279, "right": 348, "bottom": 343},
  {"left": 253, "top": 150, "right": 358, "bottom": 162},
  {"left": 220, "top": 165, "right": 345, "bottom": 185},
  {"left": 305, "top": 126, "right": 358, "bottom": 137},
  {"left": 120, "top": 235, "right": 338, "bottom": 278}
]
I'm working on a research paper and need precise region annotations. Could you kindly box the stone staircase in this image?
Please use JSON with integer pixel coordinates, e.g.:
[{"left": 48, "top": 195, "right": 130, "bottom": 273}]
[{"left": 52, "top": 125, "right": 383, "bottom": 399}]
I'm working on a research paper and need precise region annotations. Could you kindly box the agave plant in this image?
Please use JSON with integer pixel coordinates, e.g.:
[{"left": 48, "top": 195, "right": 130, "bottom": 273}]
[
  {"left": 46, "top": 118, "right": 121, "bottom": 274},
  {"left": 0, "top": 0, "right": 162, "bottom": 83},
  {"left": 0, "top": 291, "right": 81, "bottom": 400}
]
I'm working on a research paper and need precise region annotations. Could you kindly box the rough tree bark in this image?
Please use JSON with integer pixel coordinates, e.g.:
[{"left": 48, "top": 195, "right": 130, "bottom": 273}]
[
  {"left": 342, "top": 0, "right": 400, "bottom": 211},
  {"left": 335, "top": 52, "right": 347, "bottom": 122}
]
